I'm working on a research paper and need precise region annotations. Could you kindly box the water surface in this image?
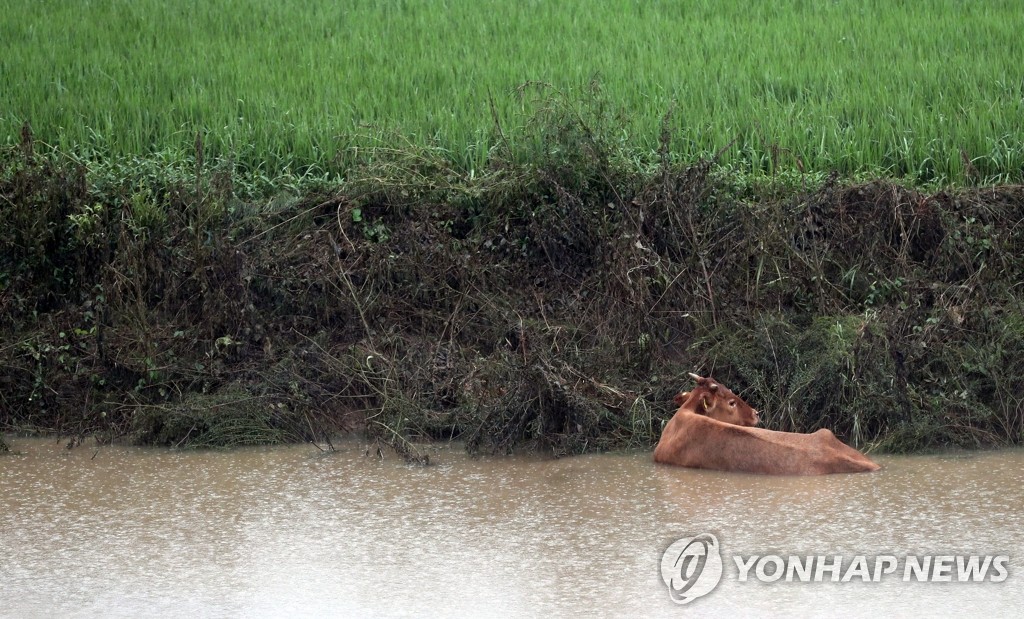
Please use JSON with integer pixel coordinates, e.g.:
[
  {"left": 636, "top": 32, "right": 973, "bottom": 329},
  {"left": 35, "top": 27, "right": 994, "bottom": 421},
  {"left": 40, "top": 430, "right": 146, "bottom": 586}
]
[{"left": 1, "top": 438, "right": 1021, "bottom": 617}]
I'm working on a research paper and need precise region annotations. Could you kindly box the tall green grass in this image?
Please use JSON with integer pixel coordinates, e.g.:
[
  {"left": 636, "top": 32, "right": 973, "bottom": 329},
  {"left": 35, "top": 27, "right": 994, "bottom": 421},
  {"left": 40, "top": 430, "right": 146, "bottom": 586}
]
[{"left": 2, "top": 0, "right": 1022, "bottom": 183}]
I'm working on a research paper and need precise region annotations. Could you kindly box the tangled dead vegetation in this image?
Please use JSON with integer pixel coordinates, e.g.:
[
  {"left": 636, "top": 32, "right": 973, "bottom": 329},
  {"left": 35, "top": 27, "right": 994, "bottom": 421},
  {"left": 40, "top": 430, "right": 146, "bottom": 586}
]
[{"left": 2, "top": 117, "right": 1023, "bottom": 458}]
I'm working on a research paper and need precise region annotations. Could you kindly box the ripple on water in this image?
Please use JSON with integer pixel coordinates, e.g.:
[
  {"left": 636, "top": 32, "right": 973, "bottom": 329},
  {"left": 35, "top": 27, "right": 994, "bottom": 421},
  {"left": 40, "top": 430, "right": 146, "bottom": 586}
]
[{"left": 1, "top": 439, "right": 1022, "bottom": 618}]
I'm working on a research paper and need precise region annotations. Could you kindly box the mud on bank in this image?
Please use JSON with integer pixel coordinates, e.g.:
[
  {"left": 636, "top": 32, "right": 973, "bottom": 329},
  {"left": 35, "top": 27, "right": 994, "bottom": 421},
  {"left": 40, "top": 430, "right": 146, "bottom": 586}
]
[{"left": 2, "top": 127, "right": 1023, "bottom": 459}]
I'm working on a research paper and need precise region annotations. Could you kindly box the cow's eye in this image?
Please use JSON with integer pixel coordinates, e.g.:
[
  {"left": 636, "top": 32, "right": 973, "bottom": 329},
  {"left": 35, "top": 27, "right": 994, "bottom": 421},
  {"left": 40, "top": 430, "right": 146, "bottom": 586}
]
[{"left": 729, "top": 400, "right": 736, "bottom": 407}]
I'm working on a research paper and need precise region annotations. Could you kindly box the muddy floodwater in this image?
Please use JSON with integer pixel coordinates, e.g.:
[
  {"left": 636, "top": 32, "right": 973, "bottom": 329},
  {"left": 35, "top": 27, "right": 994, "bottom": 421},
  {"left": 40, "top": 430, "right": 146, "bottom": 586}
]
[{"left": 1, "top": 438, "right": 1022, "bottom": 618}]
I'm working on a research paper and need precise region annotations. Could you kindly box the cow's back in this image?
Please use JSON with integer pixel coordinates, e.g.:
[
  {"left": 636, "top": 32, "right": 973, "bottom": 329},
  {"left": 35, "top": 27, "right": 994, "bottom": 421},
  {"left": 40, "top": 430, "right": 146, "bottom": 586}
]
[{"left": 655, "top": 414, "right": 879, "bottom": 475}]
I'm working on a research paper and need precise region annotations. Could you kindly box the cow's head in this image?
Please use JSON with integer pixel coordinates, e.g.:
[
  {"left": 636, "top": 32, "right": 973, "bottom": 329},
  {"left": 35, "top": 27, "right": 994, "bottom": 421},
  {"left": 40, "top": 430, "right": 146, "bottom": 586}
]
[{"left": 674, "top": 373, "right": 760, "bottom": 426}]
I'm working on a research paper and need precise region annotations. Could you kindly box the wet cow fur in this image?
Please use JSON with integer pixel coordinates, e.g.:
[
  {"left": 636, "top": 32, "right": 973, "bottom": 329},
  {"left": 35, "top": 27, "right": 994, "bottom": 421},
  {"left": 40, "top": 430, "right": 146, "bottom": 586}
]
[{"left": 654, "top": 375, "right": 880, "bottom": 475}]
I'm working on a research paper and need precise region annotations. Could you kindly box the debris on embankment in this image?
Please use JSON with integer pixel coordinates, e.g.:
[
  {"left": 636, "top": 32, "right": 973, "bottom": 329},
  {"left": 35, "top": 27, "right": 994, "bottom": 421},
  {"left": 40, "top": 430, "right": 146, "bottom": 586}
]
[{"left": 2, "top": 120, "right": 1022, "bottom": 458}]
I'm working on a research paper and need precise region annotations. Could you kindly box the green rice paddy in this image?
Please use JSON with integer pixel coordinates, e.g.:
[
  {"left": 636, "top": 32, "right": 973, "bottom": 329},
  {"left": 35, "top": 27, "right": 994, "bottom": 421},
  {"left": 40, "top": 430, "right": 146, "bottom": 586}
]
[{"left": 2, "top": 0, "right": 1022, "bottom": 183}]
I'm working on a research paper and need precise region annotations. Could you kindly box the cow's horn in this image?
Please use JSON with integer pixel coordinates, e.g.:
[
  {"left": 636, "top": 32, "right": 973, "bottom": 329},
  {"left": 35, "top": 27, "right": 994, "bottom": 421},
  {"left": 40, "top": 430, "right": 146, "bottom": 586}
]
[
  {"left": 709, "top": 383, "right": 719, "bottom": 391},
  {"left": 687, "top": 372, "right": 702, "bottom": 380}
]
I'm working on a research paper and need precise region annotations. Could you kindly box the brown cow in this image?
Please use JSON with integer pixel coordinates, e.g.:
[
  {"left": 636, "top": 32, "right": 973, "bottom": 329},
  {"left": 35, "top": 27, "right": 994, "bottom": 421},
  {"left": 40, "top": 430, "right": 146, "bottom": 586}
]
[{"left": 654, "top": 374, "right": 880, "bottom": 475}]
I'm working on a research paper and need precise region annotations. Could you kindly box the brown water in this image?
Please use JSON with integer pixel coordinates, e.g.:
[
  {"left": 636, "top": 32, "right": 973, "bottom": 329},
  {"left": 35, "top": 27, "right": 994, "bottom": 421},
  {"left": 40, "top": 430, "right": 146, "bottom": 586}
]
[{"left": 1, "top": 437, "right": 1021, "bottom": 618}]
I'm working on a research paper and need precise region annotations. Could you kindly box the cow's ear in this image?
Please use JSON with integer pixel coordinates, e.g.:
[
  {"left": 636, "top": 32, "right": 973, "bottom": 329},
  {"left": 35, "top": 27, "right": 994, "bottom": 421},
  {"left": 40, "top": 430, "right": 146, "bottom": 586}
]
[
  {"left": 701, "top": 396, "right": 711, "bottom": 412},
  {"left": 673, "top": 392, "right": 689, "bottom": 406}
]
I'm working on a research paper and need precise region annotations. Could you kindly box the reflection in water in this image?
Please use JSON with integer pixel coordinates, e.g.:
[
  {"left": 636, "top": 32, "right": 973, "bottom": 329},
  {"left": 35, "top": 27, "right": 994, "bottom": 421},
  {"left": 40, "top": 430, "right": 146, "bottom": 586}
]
[{"left": 1, "top": 439, "right": 1022, "bottom": 618}]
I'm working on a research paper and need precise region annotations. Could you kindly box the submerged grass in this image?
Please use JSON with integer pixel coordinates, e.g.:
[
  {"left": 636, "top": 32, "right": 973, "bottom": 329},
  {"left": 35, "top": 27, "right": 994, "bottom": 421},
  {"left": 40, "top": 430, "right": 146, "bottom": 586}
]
[
  {"left": 1, "top": 0, "right": 1023, "bottom": 183},
  {"left": 2, "top": 89, "right": 1022, "bottom": 456}
]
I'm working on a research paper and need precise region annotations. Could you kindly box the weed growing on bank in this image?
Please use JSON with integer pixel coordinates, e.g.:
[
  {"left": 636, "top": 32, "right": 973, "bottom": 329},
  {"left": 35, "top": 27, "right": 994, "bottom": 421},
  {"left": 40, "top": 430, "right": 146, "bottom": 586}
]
[{"left": 2, "top": 96, "right": 1022, "bottom": 457}]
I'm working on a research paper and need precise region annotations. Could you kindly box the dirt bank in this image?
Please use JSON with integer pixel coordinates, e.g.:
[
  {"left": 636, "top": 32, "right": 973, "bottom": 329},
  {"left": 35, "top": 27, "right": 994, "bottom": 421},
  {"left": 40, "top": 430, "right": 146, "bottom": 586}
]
[{"left": 2, "top": 129, "right": 1022, "bottom": 458}]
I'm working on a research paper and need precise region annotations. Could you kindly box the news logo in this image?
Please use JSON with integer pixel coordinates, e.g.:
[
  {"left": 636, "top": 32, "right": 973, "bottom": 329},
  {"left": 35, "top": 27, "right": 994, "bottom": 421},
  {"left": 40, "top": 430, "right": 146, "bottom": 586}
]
[
  {"left": 660, "top": 533, "right": 723, "bottom": 604},
  {"left": 661, "top": 533, "right": 1010, "bottom": 605}
]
